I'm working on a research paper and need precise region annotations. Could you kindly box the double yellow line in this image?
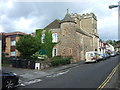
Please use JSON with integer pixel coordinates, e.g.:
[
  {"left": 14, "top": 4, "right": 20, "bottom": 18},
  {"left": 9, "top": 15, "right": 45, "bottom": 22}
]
[{"left": 97, "top": 63, "right": 120, "bottom": 90}]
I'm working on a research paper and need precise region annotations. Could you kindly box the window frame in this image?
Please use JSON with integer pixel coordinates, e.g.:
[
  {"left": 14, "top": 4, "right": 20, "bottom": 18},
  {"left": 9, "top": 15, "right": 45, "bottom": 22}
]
[
  {"left": 52, "top": 33, "right": 58, "bottom": 43},
  {"left": 52, "top": 48, "right": 57, "bottom": 57},
  {"left": 11, "top": 40, "right": 16, "bottom": 46}
]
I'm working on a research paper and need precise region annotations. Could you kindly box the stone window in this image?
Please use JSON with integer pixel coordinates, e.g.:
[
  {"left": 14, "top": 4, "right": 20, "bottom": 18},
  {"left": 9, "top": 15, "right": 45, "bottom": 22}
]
[{"left": 52, "top": 33, "right": 58, "bottom": 42}]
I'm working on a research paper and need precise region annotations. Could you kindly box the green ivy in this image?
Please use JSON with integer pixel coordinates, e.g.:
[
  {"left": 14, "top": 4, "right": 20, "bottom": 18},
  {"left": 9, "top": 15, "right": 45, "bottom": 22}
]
[{"left": 43, "top": 30, "right": 56, "bottom": 58}]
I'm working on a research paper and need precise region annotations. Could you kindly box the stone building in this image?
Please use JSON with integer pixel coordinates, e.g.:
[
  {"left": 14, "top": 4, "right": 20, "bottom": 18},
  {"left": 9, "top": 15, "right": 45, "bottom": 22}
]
[{"left": 42, "top": 10, "right": 99, "bottom": 63}]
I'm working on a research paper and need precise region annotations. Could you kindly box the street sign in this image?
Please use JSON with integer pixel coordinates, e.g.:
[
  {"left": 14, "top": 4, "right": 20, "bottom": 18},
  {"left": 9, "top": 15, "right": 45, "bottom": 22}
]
[{"left": 39, "top": 49, "right": 46, "bottom": 55}]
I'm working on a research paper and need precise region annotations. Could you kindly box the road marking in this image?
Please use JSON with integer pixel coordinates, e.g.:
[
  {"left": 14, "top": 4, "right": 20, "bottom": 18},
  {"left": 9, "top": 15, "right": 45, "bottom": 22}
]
[
  {"left": 97, "top": 63, "right": 120, "bottom": 90},
  {"left": 46, "top": 70, "right": 69, "bottom": 78},
  {"left": 19, "top": 79, "right": 42, "bottom": 87}
]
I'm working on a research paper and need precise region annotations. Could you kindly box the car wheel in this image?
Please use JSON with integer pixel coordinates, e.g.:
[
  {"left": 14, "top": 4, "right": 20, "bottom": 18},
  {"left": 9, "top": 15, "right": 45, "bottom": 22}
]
[{"left": 4, "top": 79, "right": 15, "bottom": 90}]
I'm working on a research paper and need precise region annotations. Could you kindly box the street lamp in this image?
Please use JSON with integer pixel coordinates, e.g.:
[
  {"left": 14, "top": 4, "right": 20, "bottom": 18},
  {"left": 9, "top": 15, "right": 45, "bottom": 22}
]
[
  {"left": 109, "top": 1, "right": 120, "bottom": 41},
  {"left": 109, "top": 5, "right": 119, "bottom": 9}
]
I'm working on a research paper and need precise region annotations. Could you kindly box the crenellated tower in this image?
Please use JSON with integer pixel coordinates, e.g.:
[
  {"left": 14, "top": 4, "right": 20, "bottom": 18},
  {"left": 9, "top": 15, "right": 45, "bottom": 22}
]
[{"left": 71, "top": 12, "right": 98, "bottom": 36}]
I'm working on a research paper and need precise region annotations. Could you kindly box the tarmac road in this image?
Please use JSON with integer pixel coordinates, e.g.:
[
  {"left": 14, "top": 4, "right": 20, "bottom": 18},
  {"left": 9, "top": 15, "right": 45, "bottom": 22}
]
[{"left": 17, "top": 55, "right": 119, "bottom": 89}]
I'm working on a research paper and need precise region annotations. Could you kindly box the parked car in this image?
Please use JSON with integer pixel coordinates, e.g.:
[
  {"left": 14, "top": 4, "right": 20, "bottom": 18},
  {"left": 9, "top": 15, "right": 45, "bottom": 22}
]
[
  {"left": 104, "top": 53, "right": 110, "bottom": 59},
  {"left": 85, "top": 51, "right": 99, "bottom": 63},
  {"left": 98, "top": 54, "right": 106, "bottom": 60},
  {"left": 110, "top": 52, "right": 116, "bottom": 57},
  {"left": 107, "top": 53, "right": 111, "bottom": 58},
  {"left": 116, "top": 52, "right": 120, "bottom": 55},
  {"left": 1, "top": 71, "right": 19, "bottom": 90}
]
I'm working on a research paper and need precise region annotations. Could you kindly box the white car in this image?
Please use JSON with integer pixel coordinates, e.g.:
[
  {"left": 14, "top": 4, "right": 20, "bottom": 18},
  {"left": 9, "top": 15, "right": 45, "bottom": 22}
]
[{"left": 85, "top": 51, "right": 99, "bottom": 63}]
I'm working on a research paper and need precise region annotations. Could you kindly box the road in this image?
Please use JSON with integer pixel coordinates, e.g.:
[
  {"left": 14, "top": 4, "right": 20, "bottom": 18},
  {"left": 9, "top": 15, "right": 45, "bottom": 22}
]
[{"left": 17, "top": 55, "right": 119, "bottom": 89}]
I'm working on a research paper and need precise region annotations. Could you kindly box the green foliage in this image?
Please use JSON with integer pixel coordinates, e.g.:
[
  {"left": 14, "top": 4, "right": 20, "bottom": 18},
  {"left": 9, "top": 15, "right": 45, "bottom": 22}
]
[
  {"left": 51, "top": 56, "right": 71, "bottom": 66},
  {"left": 35, "top": 29, "right": 42, "bottom": 49},
  {"left": 16, "top": 29, "right": 58, "bottom": 60},
  {"left": 43, "top": 30, "right": 56, "bottom": 58},
  {"left": 16, "top": 35, "right": 41, "bottom": 59},
  {"left": 106, "top": 40, "right": 120, "bottom": 47}
]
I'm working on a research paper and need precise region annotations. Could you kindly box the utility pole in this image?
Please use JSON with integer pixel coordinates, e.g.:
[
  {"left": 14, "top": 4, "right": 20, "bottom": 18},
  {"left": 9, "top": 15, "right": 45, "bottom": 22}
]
[{"left": 0, "top": 35, "right": 1, "bottom": 70}]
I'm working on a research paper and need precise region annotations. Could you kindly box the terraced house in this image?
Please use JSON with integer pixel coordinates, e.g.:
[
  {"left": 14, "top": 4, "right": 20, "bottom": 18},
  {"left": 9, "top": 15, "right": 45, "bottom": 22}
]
[{"left": 42, "top": 10, "right": 99, "bottom": 63}]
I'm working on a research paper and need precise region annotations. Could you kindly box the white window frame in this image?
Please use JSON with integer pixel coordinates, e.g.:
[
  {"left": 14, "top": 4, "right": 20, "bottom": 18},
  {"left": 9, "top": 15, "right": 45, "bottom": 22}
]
[
  {"left": 41, "top": 34, "right": 45, "bottom": 43},
  {"left": 11, "top": 40, "right": 16, "bottom": 46},
  {"left": 52, "top": 33, "right": 58, "bottom": 43},
  {"left": 52, "top": 48, "right": 57, "bottom": 57},
  {"left": 11, "top": 51, "right": 16, "bottom": 56}
]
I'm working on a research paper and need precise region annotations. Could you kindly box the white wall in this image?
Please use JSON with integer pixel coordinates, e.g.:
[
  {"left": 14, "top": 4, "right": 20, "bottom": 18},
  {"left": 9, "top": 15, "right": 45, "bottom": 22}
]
[{"left": 106, "top": 44, "right": 115, "bottom": 52}]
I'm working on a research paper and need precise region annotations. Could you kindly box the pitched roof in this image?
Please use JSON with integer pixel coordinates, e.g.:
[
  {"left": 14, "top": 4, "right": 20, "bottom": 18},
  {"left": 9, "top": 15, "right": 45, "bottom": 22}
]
[
  {"left": 4, "top": 32, "right": 26, "bottom": 36},
  {"left": 60, "top": 13, "right": 76, "bottom": 24},
  {"left": 44, "top": 19, "right": 61, "bottom": 29}
]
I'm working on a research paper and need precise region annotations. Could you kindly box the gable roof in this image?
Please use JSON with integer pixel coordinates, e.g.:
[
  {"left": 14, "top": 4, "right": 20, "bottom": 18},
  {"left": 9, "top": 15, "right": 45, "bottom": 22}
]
[{"left": 44, "top": 19, "right": 61, "bottom": 29}]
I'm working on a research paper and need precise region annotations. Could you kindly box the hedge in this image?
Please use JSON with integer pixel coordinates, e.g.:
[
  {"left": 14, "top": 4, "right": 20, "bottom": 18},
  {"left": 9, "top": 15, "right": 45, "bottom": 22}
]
[{"left": 51, "top": 56, "right": 71, "bottom": 66}]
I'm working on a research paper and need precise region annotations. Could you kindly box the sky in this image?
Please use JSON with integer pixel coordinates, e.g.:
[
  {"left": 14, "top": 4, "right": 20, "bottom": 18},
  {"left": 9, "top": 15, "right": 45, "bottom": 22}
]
[{"left": 0, "top": 0, "right": 119, "bottom": 41}]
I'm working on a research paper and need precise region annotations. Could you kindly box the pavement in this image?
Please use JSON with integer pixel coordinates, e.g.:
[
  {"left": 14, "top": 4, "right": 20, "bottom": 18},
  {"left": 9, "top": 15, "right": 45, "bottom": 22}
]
[
  {"left": 104, "top": 63, "right": 120, "bottom": 89},
  {"left": 2, "top": 60, "right": 85, "bottom": 86}
]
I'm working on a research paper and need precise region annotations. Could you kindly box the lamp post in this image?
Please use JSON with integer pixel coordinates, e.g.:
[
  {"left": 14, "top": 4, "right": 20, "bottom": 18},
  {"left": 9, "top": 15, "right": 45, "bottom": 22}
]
[
  {"left": 109, "top": 5, "right": 119, "bottom": 9},
  {"left": 109, "top": 1, "right": 120, "bottom": 41},
  {"left": 0, "top": 36, "right": 1, "bottom": 70}
]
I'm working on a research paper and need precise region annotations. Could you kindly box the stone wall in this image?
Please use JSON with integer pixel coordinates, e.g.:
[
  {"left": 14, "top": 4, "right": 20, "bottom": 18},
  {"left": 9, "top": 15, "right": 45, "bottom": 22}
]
[{"left": 59, "top": 22, "right": 80, "bottom": 63}]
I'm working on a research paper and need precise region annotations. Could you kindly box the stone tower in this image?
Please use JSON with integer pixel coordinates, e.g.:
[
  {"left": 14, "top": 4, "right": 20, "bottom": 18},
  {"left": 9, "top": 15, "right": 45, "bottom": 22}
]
[
  {"left": 71, "top": 12, "right": 99, "bottom": 51},
  {"left": 60, "top": 9, "right": 80, "bottom": 63},
  {"left": 79, "top": 13, "right": 99, "bottom": 51},
  {"left": 80, "top": 13, "right": 98, "bottom": 35}
]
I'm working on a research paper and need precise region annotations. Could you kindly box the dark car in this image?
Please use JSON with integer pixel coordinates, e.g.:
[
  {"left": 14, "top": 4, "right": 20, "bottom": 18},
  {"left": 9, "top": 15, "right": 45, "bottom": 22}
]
[
  {"left": 1, "top": 71, "right": 19, "bottom": 90},
  {"left": 99, "top": 54, "right": 107, "bottom": 60}
]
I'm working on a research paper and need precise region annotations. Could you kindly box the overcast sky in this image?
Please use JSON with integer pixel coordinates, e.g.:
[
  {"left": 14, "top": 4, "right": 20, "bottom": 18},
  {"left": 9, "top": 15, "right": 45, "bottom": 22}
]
[{"left": 0, "top": 0, "right": 119, "bottom": 41}]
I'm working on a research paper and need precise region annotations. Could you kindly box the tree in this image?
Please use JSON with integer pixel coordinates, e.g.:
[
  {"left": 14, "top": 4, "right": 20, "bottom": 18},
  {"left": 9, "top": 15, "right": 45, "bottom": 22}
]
[
  {"left": 16, "top": 35, "right": 41, "bottom": 59},
  {"left": 106, "top": 40, "right": 120, "bottom": 48},
  {"left": 106, "top": 40, "right": 114, "bottom": 45},
  {"left": 43, "top": 30, "right": 56, "bottom": 58},
  {"left": 35, "top": 29, "right": 42, "bottom": 49}
]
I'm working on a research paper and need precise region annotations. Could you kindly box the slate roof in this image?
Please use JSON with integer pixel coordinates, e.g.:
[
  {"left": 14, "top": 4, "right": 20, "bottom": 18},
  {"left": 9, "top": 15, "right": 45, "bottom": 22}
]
[
  {"left": 60, "top": 13, "right": 76, "bottom": 23},
  {"left": 44, "top": 19, "right": 61, "bottom": 29}
]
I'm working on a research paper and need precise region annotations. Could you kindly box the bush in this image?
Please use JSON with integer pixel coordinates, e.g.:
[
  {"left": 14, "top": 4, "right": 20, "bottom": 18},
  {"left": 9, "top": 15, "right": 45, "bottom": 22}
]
[{"left": 51, "top": 56, "right": 71, "bottom": 66}]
